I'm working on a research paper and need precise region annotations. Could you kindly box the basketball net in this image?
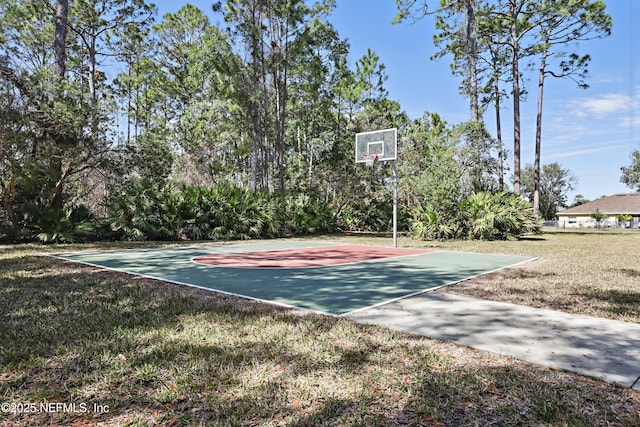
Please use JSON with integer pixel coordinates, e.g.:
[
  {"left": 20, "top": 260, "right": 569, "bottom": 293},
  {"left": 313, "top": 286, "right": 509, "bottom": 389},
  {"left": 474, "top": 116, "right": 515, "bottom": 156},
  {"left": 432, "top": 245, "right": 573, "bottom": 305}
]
[{"left": 363, "top": 153, "right": 378, "bottom": 167}]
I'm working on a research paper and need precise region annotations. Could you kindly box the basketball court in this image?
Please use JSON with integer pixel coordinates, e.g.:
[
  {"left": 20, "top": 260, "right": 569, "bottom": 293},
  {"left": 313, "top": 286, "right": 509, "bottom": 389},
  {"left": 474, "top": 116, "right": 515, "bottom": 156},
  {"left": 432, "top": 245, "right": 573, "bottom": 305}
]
[{"left": 51, "top": 241, "right": 534, "bottom": 316}]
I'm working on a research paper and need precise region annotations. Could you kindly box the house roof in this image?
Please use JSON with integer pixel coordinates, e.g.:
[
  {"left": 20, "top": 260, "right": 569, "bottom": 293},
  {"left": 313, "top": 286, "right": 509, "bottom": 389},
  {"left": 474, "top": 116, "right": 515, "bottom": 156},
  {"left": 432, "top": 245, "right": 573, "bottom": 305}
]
[{"left": 558, "top": 193, "right": 640, "bottom": 215}]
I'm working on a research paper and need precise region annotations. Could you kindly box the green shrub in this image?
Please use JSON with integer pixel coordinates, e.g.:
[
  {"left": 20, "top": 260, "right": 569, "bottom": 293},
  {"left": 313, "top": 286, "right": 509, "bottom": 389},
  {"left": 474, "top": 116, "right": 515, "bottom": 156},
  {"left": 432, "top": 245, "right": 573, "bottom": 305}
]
[
  {"left": 410, "top": 204, "right": 459, "bottom": 240},
  {"left": 106, "top": 178, "right": 174, "bottom": 241},
  {"left": 336, "top": 192, "right": 392, "bottom": 232},
  {"left": 19, "top": 205, "right": 96, "bottom": 243},
  {"left": 410, "top": 192, "right": 539, "bottom": 241},
  {"left": 460, "top": 192, "right": 540, "bottom": 240},
  {"left": 282, "top": 193, "right": 336, "bottom": 235},
  {"left": 104, "top": 180, "right": 335, "bottom": 241}
]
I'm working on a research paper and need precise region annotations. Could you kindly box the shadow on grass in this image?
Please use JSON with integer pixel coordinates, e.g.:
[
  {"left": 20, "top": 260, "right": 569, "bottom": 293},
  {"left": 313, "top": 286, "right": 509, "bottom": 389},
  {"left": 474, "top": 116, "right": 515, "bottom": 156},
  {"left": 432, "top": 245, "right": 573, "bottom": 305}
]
[
  {"left": 576, "top": 286, "right": 640, "bottom": 319},
  {"left": 407, "top": 363, "right": 638, "bottom": 427},
  {"left": 516, "top": 235, "right": 547, "bottom": 241},
  {"left": 492, "top": 268, "right": 557, "bottom": 280},
  {"left": 1, "top": 254, "right": 639, "bottom": 426},
  {"left": 612, "top": 268, "right": 640, "bottom": 278}
]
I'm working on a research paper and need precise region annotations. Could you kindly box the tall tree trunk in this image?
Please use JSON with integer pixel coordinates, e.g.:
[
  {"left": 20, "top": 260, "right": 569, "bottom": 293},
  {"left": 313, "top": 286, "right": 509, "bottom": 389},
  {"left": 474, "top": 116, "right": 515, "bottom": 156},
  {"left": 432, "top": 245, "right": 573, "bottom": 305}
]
[
  {"left": 50, "top": 0, "right": 69, "bottom": 209},
  {"left": 269, "top": 10, "right": 287, "bottom": 192},
  {"left": 464, "top": 0, "right": 479, "bottom": 121},
  {"left": 251, "top": 108, "right": 260, "bottom": 191},
  {"left": 273, "top": 56, "right": 287, "bottom": 191},
  {"left": 494, "top": 73, "right": 504, "bottom": 191},
  {"left": 249, "top": 4, "right": 262, "bottom": 192},
  {"left": 509, "top": 0, "right": 521, "bottom": 197},
  {"left": 53, "top": 0, "right": 68, "bottom": 79},
  {"left": 533, "top": 44, "right": 548, "bottom": 219}
]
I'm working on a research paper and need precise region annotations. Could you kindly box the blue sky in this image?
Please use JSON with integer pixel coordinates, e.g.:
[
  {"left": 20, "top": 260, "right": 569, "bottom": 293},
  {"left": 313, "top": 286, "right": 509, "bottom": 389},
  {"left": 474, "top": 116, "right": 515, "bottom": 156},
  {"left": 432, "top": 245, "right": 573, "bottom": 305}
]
[{"left": 159, "top": 1, "right": 639, "bottom": 201}]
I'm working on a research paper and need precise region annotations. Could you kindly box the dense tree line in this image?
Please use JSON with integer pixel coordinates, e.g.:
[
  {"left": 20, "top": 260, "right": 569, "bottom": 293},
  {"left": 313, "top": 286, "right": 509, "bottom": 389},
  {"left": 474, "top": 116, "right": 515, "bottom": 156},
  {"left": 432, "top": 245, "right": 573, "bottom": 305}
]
[
  {"left": 396, "top": 0, "right": 611, "bottom": 216},
  {"left": 0, "top": 0, "right": 612, "bottom": 243}
]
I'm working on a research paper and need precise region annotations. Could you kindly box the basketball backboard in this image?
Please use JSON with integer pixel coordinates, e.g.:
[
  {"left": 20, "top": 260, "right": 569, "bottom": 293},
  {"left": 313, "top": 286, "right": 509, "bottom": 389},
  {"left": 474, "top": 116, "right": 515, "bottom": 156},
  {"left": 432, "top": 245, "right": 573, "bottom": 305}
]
[{"left": 355, "top": 128, "right": 397, "bottom": 163}]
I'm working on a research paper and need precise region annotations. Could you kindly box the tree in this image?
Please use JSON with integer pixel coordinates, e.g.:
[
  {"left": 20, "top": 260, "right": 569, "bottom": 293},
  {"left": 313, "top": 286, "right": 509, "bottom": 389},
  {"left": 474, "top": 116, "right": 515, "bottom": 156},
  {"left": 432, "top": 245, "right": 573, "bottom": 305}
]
[
  {"left": 0, "top": 0, "right": 90, "bottom": 216},
  {"left": 145, "top": 4, "right": 235, "bottom": 180},
  {"left": 476, "top": 4, "right": 511, "bottom": 190},
  {"left": 108, "top": 9, "right": 155, "bottom": 142},
  {"left": 521, "top": 162, "right": 576, "bottom": 220},
  {"left": 620, "top": 149, "right": 640, "bottom": 192},
  {"left": 615, "top": 214, "right": 631, "bottom": 228},
  {"left": 50, "top": 0, "right": 70, "bottom": 209},
  {"left": 58, "top": 0, "right": 155, "bottom": 146},
  {"left": 0, "top": 0, "right": 155, "bottom": 239},
  {"left": 396, "top": 0, "right": 480, "bottom": 121},
  {"left": 53, "top": 0, "right": 69, "bottom": 79},
  {"left": 503, "top": 0, "right": 535, "bottom": 197},
  {"left": 569, "top": 194, "right": 589, "bottom": 207},
  {"left": 451, "top": 120, "right": 501, "bottom": 193},
  {"left": 528, "top": 0, "right": 611, "bottom": 217},
  {"left": 223, "top": 0, "right": 336, "bottom": 192},
  {"left": 590, "top": 208, "right": 605, "bottom": 229},
  {"left": 222, "top": 0, "right": 268, "bottom": 191},
  {"left": 285, "top": 19, "right": 352, "bottom": 195},
  {"left": 401, "top": 116, "right": 503, "bottom": 238},
  {"left": 401, "top": 113, "right": 462, "bottom": 239},
  {"left": 429, "top": 0, "right": 479, "bottom": 121},
  {"left": 467, "top": 0, "right": 545, "bottom": 197}
]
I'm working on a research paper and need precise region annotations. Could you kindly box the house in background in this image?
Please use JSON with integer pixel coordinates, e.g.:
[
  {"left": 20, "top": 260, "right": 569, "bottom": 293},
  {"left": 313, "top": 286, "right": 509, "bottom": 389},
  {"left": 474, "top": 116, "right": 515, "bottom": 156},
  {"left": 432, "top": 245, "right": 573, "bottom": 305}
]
[{"left": 557, "top": 193, "right": 640, "bottom": 229}]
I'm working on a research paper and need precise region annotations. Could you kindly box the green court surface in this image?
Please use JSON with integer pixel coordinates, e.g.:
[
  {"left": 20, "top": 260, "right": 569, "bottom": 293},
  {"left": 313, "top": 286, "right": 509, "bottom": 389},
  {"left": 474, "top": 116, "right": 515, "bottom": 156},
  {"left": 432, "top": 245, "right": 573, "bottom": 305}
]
[{"left": 51, "top": 241, "right": 534, "bottom": 316}]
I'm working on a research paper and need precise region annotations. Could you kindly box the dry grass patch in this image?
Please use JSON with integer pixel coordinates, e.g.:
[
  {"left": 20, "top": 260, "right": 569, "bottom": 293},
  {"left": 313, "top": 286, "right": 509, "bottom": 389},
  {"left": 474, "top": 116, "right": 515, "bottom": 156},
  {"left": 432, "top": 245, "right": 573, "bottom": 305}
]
[{"left": 412, "top": 232, "right": 640, "bottom": 323}]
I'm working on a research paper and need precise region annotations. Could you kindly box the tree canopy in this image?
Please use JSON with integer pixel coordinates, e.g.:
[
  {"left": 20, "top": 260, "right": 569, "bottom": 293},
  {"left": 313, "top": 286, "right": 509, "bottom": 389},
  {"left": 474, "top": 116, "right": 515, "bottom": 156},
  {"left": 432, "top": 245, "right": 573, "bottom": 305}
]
[
  {"left": 1, "top": 0, "right": 614, "bottom": 242},
  {"left": 620, "top": 149, "right": 640, "bottom": 192}
]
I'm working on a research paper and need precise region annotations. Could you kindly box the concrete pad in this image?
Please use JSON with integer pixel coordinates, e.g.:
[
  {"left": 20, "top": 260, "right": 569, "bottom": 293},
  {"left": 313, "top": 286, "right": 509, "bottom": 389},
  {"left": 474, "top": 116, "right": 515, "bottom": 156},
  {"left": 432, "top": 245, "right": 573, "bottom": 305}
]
[{"left": 347, "top": 292, "right": 640, "bottom": 390}]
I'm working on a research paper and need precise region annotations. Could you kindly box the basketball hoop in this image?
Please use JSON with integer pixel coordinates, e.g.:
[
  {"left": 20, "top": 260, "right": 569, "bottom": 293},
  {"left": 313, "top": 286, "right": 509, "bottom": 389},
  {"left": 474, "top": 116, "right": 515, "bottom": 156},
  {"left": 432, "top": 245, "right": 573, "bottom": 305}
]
[
  {"left": 362, "top": 152, "right": 378, "bottom": 168},
  {"left": 355, "top": 128, "right": 398, "bottom": 248}
]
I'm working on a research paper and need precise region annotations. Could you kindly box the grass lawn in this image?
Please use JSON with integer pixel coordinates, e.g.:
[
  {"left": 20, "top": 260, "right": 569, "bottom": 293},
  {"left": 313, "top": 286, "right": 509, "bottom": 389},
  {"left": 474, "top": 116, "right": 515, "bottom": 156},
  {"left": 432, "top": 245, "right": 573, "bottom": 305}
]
[{"left": 1, "top": 233, "right": 639, "bottom": 426}]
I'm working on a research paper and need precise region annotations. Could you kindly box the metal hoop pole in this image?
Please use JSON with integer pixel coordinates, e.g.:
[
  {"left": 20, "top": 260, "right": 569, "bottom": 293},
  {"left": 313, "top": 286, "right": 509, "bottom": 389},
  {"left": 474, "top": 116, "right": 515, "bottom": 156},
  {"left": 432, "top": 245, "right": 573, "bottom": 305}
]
[{"left": 392, "top": 161, "right": 398, "bottom": 248}]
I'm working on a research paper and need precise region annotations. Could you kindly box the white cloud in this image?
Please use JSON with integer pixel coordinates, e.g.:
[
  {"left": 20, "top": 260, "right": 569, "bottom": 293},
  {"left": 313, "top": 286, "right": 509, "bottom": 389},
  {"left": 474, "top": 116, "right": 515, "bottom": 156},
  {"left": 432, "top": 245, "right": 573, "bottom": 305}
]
[
  {"left": 619, "top": 115, "right": 640, "bottom": 128},
  {"left": 592, "top": 74, "right": 625, "bottom": 84},
  {"left": 546, "top": 142, "right": 630, "bottom": 160},
  {"left": 574, "top": 93, "right": 634, "bottom": 118}
]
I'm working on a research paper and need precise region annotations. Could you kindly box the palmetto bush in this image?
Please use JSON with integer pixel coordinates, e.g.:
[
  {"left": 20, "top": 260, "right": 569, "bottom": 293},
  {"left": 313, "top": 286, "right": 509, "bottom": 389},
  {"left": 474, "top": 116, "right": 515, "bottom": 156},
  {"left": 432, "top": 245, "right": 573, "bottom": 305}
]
[
  {"left": 105, "top": 180, "right": 335, "bottom": 241},
  {"left": 410, "top": 204, "right": 460, "bottom": 240},
  {"left": 281, "top": 193, "right": 335, "bottom": 235},
  {"left": 197, "top": 185, "right": 277, "bottom": 241},
  {"left": 337, "top": 192, "right": 393, "bottom": 232},
  {"left": 410, "top": 192, "right": 539, "bottom": 241},
  {"left": 107, "top": 178, "right": 174, "bottom": 241},
  {"left": 19, "top": 204, "right": 96, "bottom": 243},
  {"left": 460, "top": 192, "right": 540, "bottom": 240}
]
